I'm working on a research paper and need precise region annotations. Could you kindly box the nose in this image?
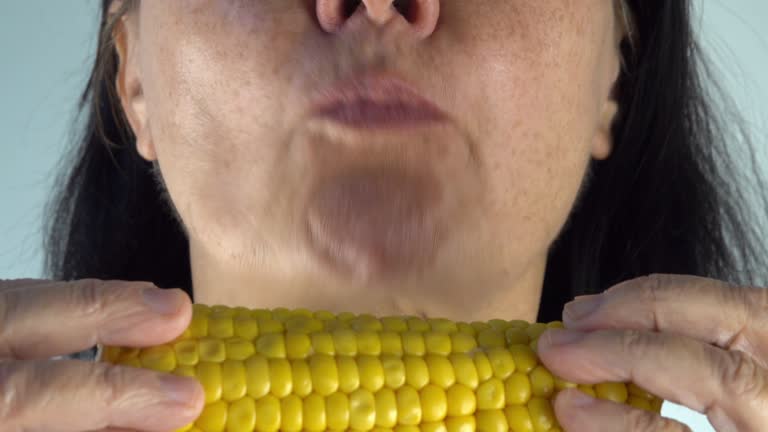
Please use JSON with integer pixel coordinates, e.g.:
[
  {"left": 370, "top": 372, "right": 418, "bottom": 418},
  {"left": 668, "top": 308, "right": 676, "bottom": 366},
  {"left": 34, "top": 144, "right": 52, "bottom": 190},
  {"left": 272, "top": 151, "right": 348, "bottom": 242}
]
[{"left": 316, "top": 0, "right": 440, "bottom": 39}]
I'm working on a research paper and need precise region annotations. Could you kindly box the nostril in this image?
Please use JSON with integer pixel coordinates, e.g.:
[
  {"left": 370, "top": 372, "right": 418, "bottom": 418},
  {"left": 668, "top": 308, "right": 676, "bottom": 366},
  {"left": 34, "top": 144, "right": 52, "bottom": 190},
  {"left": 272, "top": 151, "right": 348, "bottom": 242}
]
[{"left": 393, "top": 0, "right": 416, "bottom": 22}]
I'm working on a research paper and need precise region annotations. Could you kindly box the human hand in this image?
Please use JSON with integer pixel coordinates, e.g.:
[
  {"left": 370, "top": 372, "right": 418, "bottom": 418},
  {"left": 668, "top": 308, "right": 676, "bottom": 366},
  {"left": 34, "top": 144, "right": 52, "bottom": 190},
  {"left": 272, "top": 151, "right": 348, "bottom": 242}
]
[
  {"left": 0, "top": 278, "right": 204, "bottom": 432},
  {"left": 537, "top": 273, "right": 768, "bottom": 431}
]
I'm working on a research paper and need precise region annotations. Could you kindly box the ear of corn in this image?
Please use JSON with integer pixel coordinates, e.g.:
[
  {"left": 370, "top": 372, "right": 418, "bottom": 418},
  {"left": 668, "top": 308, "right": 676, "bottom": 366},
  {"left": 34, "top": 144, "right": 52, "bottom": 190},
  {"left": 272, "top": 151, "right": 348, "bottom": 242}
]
[{"left": 102, "top": 305, "right": 664, "bottom": 432}]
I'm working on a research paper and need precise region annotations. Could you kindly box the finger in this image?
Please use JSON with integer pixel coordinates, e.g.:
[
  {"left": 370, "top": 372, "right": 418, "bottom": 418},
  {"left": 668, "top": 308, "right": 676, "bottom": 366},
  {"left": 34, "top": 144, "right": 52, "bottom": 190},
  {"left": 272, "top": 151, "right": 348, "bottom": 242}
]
[
  {"left": 561, "top": 273, "right": 768, "bottom": 361},
  {"left": 538, "top": 327, "right": 767, "bottom": 431},
  {"left": 0, "top": 278, "right": 57, "bottom": 292},
  {"left": 0, "top": 279, "right": 192, "bottom": 359},
  {"left": 0, "top": 359, "right": 203, "bottom": 432},
  {"left": 554, "top": 388, "right": 692, "bottom": 432}
]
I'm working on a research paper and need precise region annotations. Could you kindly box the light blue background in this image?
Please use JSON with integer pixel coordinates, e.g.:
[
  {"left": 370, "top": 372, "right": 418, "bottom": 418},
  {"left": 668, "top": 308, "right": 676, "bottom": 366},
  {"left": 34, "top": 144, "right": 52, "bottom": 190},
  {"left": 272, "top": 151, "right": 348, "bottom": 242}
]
[{"left": 1, "top": 2, "right": 766, "bottom": 431}]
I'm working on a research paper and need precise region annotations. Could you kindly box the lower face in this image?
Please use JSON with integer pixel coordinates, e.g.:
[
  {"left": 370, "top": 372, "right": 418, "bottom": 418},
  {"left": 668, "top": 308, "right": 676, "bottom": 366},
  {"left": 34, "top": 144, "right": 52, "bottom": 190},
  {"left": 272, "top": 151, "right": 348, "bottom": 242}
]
[{"left": 133, "top": 1, "right": 621, "bottom": 317}]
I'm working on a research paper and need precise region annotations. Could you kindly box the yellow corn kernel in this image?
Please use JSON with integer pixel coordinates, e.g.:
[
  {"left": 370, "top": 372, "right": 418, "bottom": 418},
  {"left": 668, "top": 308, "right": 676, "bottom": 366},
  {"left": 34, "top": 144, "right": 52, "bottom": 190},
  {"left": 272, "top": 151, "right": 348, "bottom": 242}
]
[
  {"left": 197, "top": 361, "right": 223, "bottom": 403},
  {"left": 508, "top": 344, "right": 538, "bottom": 374},
  {"left": 487, "top": 347, "right": 515, "bottom": 380},
  {"left": 303, "top": 393, "right": 326, "bottom": 432},
  {"left": 244, "top": 356, "right": 269, "bottom": 399},
  {"left": 450, "top": 332, "right": 477, "bottom": 353},
  {"left": 505, "top": 327, "right": 530, "bottom": 345},
  {"left": 445, "top": 416, "right": 475, "bottom": 432},
  {"left": 253, "top": 395, "right": 280, "bottom": 432},
  {"left": 425, "top": 354, "right": 456, "bottom": 389},
  {"left": 139, "top": 346, "right": 176, "bottom": 372},
  {"left": 422, "top": 421, "right": 448, "bottom": 432},
  {"left": 505, "top": 372, "right": 532, "bottom": 405},
  {"left": 578, "top": 384, "right": 596, "bottom": 398},
  {"left": 233, "top": 316, "right": 259, "bottom": 341},
  {"left": 189, "top": 313, "right": 209, "bottom": 338},
  {"left": 352, "top": 314, "right": 384, "bottom": 332},
  {"left": 529, "top": 366, "right": 554, "bottom": 398},
  {"left": 380, "top": 330, "right": 404, "bottom": 355},
  {"left": 225, "top": 338, "right": 255, "bottom": 361},
  {"left": 255, "top": 333, "right": 285, "bottom": 359},
  {"left": 174, "top": 340, "right": 200, "bottom": 366},
  {"left": 381, "top": 354, "right": 406, "bottom": 389},
  {"left": 596, "top": 381, "right": 628, "bottom": 403},
  {"left": 284, "top": 315, "right": 323, "bottom": 333},
  {"left": 449, "top": 353, "right": 479, "bottom": 388},
  {"left": 209, "top": 315, "right": 234, "bottom": 339},
  {"left": 309, "top": 354, "right": 339, "bottom": 396},
  {"left": 381, "top": 316, "right": 408, "bottom": 332},
  {"left": 527, "top": 397, "right": 555, "bottom": 432},
  {"left": 407, "top": 317, "right": 431, "bottom": 332},
  {"left": 476, "top": 409, "right": 508, "bottom": 432},
  {"left": 428, "top": 318, "right": 458, "bottom": 333},
  {"left": 446, "top": 384, "right": 476, "bottom": 416},
  {"left": 420, "top": 384, "right": 448, "bottom": 422},
  {"left": 350, "top": 388, "right": 376, "bottom": 430},
  {"left": 425, "top": 331, "right": 452, "bottom": 355},
  {"left": 505, "top": 405, "right": 534, "bottom": 432},
  {"left": 477, "top": 378, "right": 505, "bottom": 410},
  {"left": 267, "top": 358, "right": 292, "bottom": 398},
  {"left": 628, "top": 395, "right": 653, "bottom": 411},
  {"left": 326, "top": 392, "right": 350, "bottom": 430},
  {"left": 358, "top": 355, "right": 385, "bottom": 392},
  {"left": 375, "top": 387, "right": 398, "bottom": 427},
  {"left": 477, "top": 328, "right": 505, "bottom": 349},
  {"left": 332, "top": 329, "right": 358, "bottom": 356},
  {"left": 290, "top": 359, "right": 312, "bottom": 397},
  {"left": 284, "top": 332, "right": 311, "bottom": 359},
  {"left": 337, "top": 355, "right": 361, "bottom": 393},
  {"left": 402, "top": 331, "right": 426, "bottom": 356},
  {"left": 310, "top": 331, "right": 335, "bottom": 355},
  {"left": 279, "top": 395, "right": 302, "bottom": 432},
  {"left": 403, "top": 355, "right": 430, "bottom": 390},
  {"left": 195, "top": 400, "right": 227, "bottom": 432},
  {"left": 525, "top": 323, "right": 549, "bottom": 340},
  {"left": 226, "top": 396, "right": 255, "bottom": 432},
  {"left": 473, "top": 352, "right": 493, "bottom": 382},
  {"left": 357, "top": 330, "right": 383, "bottom": 356},
  {"left": 396, "top": 385, "right": 422, "bottom": 425},
  {"left": 199, "top": 338, "right": 226, "bottom": 363},
  {"left": 221, "top": 360, "right": 247, "bottom": 402}
]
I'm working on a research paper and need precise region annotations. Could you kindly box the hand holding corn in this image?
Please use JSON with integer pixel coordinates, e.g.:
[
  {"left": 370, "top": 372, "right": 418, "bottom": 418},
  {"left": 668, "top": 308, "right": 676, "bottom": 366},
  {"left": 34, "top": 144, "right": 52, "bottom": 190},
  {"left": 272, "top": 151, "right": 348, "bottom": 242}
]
[{"left": 0, "top": 279, "right": 203, "bottom": 432}]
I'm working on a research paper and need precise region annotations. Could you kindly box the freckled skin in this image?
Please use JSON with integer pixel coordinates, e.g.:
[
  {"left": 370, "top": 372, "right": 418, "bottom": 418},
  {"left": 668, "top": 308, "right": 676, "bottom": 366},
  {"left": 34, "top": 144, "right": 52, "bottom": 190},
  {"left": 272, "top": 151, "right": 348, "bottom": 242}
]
[{"left": 116, "top": 1, "right": 625, "bottom": 321}]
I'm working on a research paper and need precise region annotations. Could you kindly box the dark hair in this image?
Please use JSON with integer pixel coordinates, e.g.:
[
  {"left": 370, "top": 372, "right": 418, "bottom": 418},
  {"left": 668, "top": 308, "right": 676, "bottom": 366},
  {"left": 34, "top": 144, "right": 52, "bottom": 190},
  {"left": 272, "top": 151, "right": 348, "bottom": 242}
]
[{"left": 45, "top": 1, "right": 768, "bottom": 322}]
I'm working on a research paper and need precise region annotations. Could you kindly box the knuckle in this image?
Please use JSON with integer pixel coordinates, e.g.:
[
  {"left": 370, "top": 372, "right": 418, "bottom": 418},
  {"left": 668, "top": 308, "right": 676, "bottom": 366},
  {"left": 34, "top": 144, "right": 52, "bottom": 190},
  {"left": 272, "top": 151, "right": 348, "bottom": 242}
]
[
  {"left": 93, "top": 363, "right": 128, "bottom": 409},
  {"left": 0, "top": 290, "right": 22, "bottom": 352},
  {"left": 720, "top": 349, "right": 768, "bottom": 399},
  {"left": 71, "top": 278, "right": 110, "bottom": 319},
  {"left": 620, "top": 328, "right": 653, "bottom": 357},
  {"left": 0, "top": 361, "right": 28, "bottom": 428}
]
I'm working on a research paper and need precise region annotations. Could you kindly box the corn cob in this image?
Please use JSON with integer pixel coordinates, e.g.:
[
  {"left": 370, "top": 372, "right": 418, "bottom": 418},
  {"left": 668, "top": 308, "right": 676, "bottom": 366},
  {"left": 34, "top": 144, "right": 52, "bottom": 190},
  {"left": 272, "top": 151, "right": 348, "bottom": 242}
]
[{"left": 102, "top": 305, "right": 663, "bottom": 432}]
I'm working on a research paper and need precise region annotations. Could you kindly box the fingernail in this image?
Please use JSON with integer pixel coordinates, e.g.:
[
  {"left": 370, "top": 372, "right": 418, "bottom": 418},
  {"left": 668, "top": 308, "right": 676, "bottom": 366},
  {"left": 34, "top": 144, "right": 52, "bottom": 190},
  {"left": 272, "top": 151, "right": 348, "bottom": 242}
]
[
  {"left": 543, "top": 329, "right": 586, "bottom": 346},
  {"left": 159, "top": 374, "right": 200, "bottom": 404},
  {"left": 142, "top": 287, "right": 182, "bottom": 315},
  {"left": 564, "top": 294, "right": 602, "bottom": 321},
  {"left": 568, "top": 389, "right": 597, "bottom": 407}
]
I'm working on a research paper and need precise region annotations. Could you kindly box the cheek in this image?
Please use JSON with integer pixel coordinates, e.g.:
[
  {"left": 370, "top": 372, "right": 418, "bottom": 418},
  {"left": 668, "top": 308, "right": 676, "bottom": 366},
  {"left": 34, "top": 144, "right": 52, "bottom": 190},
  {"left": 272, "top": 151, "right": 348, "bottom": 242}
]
[
  {"left": 449, "top": 2, "right": 607, "bottom": 248},
  {"left": 137, "top": 2, "right": 309, "bottom": 227}
]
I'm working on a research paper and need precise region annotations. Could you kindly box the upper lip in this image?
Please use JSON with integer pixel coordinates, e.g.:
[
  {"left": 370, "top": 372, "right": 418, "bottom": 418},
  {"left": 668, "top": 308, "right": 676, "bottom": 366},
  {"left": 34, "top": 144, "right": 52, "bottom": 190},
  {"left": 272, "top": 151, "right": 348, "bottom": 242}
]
[{"left": 310, "top": 72, "right": 449, "bottom": 127}]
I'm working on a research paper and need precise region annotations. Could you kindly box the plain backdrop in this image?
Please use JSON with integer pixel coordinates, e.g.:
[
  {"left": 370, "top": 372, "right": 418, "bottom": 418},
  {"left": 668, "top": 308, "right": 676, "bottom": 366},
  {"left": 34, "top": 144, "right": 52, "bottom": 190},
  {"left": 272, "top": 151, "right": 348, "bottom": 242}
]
[{"left": 1, "top": 2, "right": 767, "bottom": 431}]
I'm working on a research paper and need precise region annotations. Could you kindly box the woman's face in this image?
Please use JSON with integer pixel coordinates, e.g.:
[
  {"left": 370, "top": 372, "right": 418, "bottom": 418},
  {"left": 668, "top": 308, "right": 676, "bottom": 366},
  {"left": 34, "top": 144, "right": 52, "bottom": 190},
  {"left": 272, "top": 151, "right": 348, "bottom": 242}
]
[{"left": 117, "top": 0, "right": 625, "bottom": 320}]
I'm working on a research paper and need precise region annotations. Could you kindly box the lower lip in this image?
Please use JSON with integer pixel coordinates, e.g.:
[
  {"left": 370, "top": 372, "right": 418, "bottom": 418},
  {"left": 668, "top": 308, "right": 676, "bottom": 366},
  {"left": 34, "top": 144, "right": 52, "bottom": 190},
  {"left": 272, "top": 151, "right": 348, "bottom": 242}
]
[{"left": 314, "top": 99, "right": 448, "bottom": 128}]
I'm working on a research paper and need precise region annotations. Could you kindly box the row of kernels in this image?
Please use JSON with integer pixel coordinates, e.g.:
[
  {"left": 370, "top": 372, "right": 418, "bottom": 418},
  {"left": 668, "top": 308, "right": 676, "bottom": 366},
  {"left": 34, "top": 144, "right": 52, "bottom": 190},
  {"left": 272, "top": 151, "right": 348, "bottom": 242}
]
[
  {"left": 189, "top": 389, "right": 558, "bottom": 432},
  {"left": 189, "top": 305, "right": 565, "bottom": 339}
]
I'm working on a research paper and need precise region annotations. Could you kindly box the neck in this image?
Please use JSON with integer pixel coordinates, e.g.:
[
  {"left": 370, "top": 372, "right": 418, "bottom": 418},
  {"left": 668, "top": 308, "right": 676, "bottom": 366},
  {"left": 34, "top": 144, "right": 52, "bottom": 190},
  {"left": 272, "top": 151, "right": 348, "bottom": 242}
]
[{"left": 189, "top": 241, "right": 546, "bottom": 323}]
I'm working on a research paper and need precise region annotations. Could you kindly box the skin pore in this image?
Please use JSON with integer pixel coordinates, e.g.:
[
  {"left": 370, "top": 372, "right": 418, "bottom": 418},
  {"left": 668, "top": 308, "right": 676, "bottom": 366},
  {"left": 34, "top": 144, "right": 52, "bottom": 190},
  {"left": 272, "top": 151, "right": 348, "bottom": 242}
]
[{"left": 114, "top": 0, "right": 626, "bottom": 322}]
